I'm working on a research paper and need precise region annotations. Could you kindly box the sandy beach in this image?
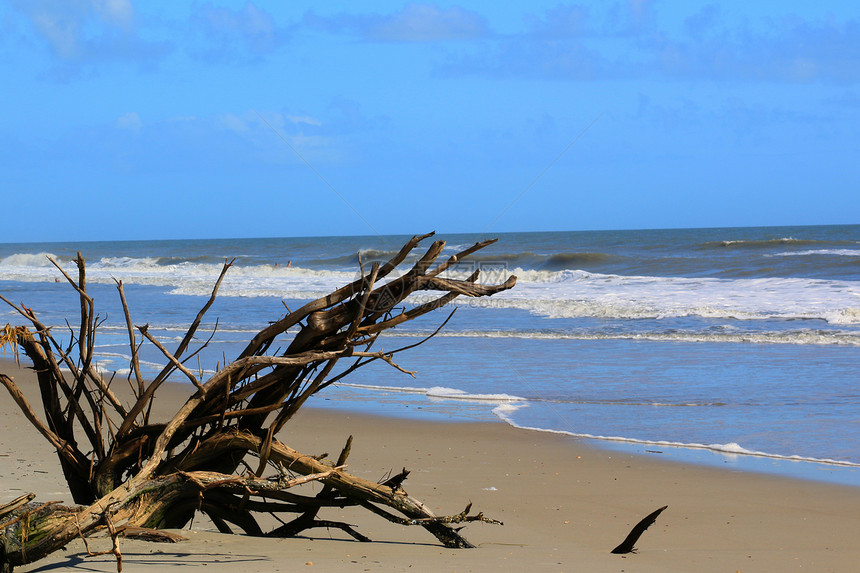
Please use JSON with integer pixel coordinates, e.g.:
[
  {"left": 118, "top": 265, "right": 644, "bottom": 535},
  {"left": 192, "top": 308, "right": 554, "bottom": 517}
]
[{"left": 1, "top": 359, "right": 858, "bottom": 572}]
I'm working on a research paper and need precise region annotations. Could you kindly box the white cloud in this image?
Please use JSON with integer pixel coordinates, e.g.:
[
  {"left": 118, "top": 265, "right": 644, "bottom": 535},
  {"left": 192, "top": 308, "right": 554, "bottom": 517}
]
[
  {"left": 306, "top": 3, "right": 489, "bottom": 43},
  {"left": 189, "top": 2, "right": 286, "bottom": 61},
  {"left": 11, "top": 0, "right": 169, "bottom": 75},
  {"left": 287, "top": 115, "right": 322, "bottom": 127},
  {"left": 116, "top": 111, "right": 142, "bottom": 131},
  {"left": 372, "top": 3, "right": 488, "bottom": 42},
  {"left": 92, "top": 0, "right": 134, "bottom": 28},
  {"left": 524, "top": 5, "right": 591, "bottom": 38},
  {"left": 437, "top": 3, "right": 860, "bottom": 85},
  {"left": 220, "top": 113, "right": 250, "bottom": 133},
  {"left": 28, "top": 4, "right": 82, "bottom": 59},
  {"left": 16, "top": 0, "right": 133, "bottom": 58},
  {"left": 289, "top": 133, "right": 330, "bottom": 148}
]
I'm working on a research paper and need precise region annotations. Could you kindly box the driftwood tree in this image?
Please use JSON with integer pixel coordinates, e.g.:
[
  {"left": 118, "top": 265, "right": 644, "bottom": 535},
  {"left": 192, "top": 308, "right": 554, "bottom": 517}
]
[{"left": 0, "top": 232, "right": 516, "bottom": 571}]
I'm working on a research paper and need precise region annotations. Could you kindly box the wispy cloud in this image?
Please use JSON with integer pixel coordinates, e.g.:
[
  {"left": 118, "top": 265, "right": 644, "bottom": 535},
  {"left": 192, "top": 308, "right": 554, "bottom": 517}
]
[
  {"left": 218, "top": 111, "right": 323, "bottom": 136},
  {"left": 10, "top": 1, "right": 289, "bottom": 75},
  {"left": 305, "top": 3, "right": 490, "bottom": 42},
  {"left": 287, "top": 115, "right": 323, "bottom": 127},
  {"left": 10, "top": 0, "right": 170, "bottom": 77},
  {"left": 213, "top": 110, "right": 339, "bottom": 164},
  {"left": 92, "top": 0, "right": 135, "bottom": 28},
  {"left": 188, "top": 2, "right": 289, "bottom": 63},
  {"left": 523, "top": 4, "right": 591, "bottom": 38},
  {"left": 647, "top": 7, "right": 860, "bottom": 84},
  {"left": 441, "top": 36, "right": 618, "bottom": 81},
  {"left": 116, "top": 111, "right": 142, "bottom": 131},
  {"left": 438, "top": 2, "right": 860, "bottom": 84}
]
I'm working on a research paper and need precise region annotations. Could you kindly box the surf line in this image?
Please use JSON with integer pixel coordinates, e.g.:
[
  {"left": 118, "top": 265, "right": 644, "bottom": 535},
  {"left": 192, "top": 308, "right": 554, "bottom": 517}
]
[{"left": 255, "top": 110, "right": 381, "bottom": 237}]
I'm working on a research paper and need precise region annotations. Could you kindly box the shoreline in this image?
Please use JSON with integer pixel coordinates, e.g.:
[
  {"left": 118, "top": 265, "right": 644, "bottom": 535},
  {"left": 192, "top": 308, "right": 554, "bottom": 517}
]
[
  {"left": 309, "top": 388, "right": 860, "bottom": 488},
  {"left": 3, "top": 352, "right": 858, "bottom": 488},
  {"left": 2, "top": 359, "right": 860, "bottom": 571}
]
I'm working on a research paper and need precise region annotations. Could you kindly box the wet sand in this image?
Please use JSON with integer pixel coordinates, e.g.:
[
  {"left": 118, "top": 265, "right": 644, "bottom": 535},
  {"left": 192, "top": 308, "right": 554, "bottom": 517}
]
[{"left": 2, "top": 359, "right": 858, "bottom": 572}]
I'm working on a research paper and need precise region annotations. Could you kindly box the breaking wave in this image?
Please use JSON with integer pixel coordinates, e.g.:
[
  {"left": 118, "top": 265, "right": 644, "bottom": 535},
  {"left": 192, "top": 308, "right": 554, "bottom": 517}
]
[{"left": 3, "top": 251, "right": 859, "bottom": 327}]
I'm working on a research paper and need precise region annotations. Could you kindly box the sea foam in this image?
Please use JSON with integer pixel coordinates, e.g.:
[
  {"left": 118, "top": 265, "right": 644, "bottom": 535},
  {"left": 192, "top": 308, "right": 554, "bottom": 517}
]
[{"left": 491, "top": 404, "right": 860, "bottom": 468}]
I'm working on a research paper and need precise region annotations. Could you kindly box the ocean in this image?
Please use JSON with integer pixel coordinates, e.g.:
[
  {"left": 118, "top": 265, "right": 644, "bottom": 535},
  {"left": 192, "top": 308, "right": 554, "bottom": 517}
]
[{"left": 1, "top": 225, "right": 859, "bottom": 485}]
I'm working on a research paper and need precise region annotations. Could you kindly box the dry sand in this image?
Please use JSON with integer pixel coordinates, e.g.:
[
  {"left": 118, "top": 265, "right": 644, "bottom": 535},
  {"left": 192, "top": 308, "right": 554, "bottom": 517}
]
[{"left": 2, "top": 358, "right": 859, "bottom": 572}]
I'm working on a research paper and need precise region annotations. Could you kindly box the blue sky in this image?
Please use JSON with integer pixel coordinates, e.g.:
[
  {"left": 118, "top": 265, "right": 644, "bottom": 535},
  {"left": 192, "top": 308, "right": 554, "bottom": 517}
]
[{"left": 1, "top": 1, "right": 858, "bottom": 241}]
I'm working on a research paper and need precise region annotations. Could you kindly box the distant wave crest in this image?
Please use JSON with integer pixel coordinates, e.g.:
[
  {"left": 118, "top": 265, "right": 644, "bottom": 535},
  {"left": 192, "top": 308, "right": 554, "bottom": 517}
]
[
  {"left": 699, "top": 237, "right": 855, "bottom": 250},
  {"left": 312, "top": 249, "right": 405, "bottom": 268},
  {"left": 769, "top": 248, "right": 860, "bottom": 258}
]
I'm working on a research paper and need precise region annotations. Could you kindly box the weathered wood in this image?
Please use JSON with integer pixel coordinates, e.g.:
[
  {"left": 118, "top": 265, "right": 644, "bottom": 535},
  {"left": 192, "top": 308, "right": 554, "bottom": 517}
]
[
  {"left": 0, "top": 495, "right": 35, "bottom": 520},
  {"left": 0, "top": 234, "right": 516, "bottom": 570},
  {"left": 611, "top": 505, "right": 668, "bottom": 554}
]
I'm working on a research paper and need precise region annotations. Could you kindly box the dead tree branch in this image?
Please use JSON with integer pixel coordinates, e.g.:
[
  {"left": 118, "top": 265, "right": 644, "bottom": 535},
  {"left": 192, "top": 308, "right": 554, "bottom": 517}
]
[{"left": 0, "top": 233, "right": 516, "bottom": 569}]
